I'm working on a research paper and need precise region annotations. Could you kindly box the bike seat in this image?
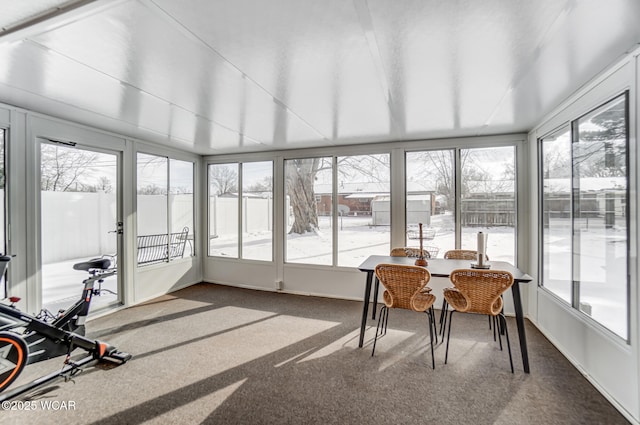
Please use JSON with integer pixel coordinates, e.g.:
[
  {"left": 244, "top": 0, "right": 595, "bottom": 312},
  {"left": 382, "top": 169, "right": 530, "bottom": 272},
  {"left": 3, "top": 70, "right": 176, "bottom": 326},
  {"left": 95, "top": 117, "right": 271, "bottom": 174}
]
[{"left": 73, "top": 258, "right": 111, "bottom": 271}]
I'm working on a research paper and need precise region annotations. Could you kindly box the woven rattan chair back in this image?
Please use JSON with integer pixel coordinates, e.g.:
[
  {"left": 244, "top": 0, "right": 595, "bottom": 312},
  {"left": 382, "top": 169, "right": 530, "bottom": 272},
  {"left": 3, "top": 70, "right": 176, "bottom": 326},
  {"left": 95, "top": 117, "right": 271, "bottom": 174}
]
[
  {"left": 375, "top": 264, "right": 432, "bottom": 312},
  {"left": 390, "top": 247, "right": 427, "bottom": 258},
  {"left": 444, "top": 249, "right": 488, "bottom": 261},
  {"left": 448, "top": 269, "right": 513, "bottom": 315}
]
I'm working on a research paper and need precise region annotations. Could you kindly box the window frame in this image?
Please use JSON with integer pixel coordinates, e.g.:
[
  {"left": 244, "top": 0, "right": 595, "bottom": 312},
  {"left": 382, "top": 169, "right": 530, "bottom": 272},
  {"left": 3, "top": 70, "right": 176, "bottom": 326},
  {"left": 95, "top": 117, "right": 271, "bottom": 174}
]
[
  {"left": 537, "top": 91, "right": 630, "bottom": 341},
  {"left": 207, "top": 160, "right": 275, "bottom": 262},
  {"left": 404, "top": 146, "right": 518, "bottom": 262},
  {"left": 136, "top": 151, "right": 196, "bottom": 267}
]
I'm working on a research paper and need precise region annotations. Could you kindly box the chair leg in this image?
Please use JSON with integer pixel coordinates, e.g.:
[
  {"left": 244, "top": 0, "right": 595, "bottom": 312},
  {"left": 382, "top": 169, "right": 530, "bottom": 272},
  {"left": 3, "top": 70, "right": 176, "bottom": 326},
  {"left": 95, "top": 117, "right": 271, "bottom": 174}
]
[
  {"left": 439, "top": 299, "right": 448, "bottom": 335},
  {"left": 488, "top": 315, "right": 492, "bottom": 330},
  {"left": 383, "top": 305, "right": 390, "bottom": 336},
  {"left": 493, "top": 316, "right": 497, "bottom": 341},
  {"left": 371, "top": 306, "right": 387, "bottom": 357},
  {"left": 500, "top": 314, "right": 514, "bottom": 373},
  {"left": 430, "top": 306, "right": 438, "bottom": 344},
  {"left": 496, "top": 315, "right": 504, "bottom": 351},
  {"left": 444, "top": 310, "right": 454, "bottom": 364},
  {"left": 427, "top": 309, "right": 435, "bottom": 369},
  {"left": 440, "top": 300, "right": 450, "bottom": 336},
  {"left": 372, "top": 277, "right": 380, "bottom": 319}
]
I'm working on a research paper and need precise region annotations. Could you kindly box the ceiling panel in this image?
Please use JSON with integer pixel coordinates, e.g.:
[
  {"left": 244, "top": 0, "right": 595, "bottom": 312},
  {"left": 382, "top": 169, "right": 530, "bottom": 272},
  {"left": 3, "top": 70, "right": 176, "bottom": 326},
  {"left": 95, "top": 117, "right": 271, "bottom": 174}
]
[
  {"left": 489, "top": 0, "right": 640, "bottom": 132},
  {"left": 24, "top": 0, "right": 327, "bottom": 151},
  {"left": 152, "top": 0, "right": 393, "bottom": 142},
  {"left": 0, "top": 0, "right": 637, "bottom": 154},
  {"left": 0, "top": 0, "right": 72, "bottom": 30}
]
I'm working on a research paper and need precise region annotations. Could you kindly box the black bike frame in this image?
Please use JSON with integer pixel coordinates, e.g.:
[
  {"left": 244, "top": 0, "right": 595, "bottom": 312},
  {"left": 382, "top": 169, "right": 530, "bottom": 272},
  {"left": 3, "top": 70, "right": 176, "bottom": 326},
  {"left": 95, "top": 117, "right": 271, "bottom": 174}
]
[{"left": 0, "top": 270, "right": 116, "bottom": 364}]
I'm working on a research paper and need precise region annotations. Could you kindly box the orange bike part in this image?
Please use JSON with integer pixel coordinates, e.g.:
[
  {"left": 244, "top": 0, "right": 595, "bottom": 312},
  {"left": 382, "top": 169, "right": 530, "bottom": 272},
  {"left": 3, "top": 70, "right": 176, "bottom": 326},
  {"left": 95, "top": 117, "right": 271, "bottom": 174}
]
[{"left": 0, "top": 333, "right": 28, "bottom": 392}]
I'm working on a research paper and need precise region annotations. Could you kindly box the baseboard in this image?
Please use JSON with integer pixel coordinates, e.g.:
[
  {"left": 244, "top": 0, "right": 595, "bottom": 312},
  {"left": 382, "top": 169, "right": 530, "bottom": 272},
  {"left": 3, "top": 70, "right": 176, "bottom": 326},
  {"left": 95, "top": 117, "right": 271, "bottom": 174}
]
[{"left": 201, "top": 279, "right": 365, "bottom": 303}]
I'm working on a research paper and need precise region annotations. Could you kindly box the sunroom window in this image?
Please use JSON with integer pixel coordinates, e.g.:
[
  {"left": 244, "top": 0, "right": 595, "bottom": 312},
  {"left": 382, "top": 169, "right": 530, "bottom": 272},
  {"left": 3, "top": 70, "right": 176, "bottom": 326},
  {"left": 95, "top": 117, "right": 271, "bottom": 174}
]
[{"left": 540, "top": 93, "right": 629, "bottom": 339}]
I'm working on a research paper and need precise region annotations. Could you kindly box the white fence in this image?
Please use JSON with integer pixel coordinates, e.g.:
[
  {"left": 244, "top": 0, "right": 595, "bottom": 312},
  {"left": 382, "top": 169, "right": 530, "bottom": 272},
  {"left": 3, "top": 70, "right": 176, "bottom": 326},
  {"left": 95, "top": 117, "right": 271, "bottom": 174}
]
[
  {"left": 41, "top": 192, "right": 193, "bottom": 264},
  {"left": 209, "top": 196, "right": 273, "bottom": 236}
]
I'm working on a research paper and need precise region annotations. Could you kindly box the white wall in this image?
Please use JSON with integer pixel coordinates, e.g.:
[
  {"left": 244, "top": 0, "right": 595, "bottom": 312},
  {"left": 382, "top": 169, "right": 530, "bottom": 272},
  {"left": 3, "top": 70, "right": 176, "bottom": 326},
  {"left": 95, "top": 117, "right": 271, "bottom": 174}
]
[{"left": 527, "top": 49, "right": 639, "bottom": 423}]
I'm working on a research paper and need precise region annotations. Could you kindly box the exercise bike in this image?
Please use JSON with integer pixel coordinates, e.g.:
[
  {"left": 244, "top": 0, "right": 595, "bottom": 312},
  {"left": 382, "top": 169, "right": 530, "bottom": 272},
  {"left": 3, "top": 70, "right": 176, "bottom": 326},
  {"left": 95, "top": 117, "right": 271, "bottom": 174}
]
[{"left": 0, "top": 254, "right": 132, "bottom": 400}]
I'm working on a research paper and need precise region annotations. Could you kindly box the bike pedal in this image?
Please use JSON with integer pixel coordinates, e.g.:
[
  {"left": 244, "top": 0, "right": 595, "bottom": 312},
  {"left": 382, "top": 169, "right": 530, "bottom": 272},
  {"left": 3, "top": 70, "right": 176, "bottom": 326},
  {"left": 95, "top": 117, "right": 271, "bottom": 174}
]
[{"left": 108, "top": 351, "right": 132, "bottom": 363}]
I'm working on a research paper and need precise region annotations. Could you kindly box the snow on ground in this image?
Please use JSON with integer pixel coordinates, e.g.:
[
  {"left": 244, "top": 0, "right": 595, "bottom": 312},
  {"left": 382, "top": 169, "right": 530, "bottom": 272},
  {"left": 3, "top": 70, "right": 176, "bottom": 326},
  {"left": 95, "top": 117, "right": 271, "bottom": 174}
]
[{"left": 40, "top": 213, "right": 626, "bottom": 339}]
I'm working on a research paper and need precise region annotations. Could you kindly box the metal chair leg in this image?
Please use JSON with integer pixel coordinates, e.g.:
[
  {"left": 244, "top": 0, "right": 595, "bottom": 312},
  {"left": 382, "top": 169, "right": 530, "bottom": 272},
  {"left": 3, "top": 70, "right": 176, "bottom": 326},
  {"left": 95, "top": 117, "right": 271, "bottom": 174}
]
[
  {"left": 383, "top": 305, "right": 389, "bottom": 336},
  {"left": 493, "top": 316, "right": 497, "bottom": 341},
  {"left": 496, "top": 315, "right": 504, "bottom": 351},
  {"left": 439, "top": 299, "right": 448, "bottom": 335},
  {"left": 500, "top": 314, "right": 514, "bottom": 373},
  {"left": 371, "top": 277, "right": 380, "bottom": 319},
  {"left": 440, "top": 300, "right": 449, "bottom": 336},
  {"left": 371, "top": 306, "right": 387, "bottom": 356},
  {"left": 444, "top": 310, "right": 454, "bottom": 364},
  {"left": 430, "top": 306, "right": 438, "bottom": 344},
  {"left": 427, "top": 309, "right": 435, "bottom": 369}
]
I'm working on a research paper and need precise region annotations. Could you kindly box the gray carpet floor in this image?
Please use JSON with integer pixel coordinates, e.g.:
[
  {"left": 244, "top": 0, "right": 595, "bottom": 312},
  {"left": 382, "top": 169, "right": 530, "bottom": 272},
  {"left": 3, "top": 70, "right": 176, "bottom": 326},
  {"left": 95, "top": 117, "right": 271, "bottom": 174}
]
[{"left": 3, "top": 283, "right": 630, "bottom": 424}]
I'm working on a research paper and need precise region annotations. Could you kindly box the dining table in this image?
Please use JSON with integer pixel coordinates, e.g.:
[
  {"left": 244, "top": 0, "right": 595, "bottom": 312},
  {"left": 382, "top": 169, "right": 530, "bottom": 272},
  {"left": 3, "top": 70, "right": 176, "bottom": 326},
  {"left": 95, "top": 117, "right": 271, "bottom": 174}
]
[{"left": 357, "top": 255, "right": 533, "bottom": 373}]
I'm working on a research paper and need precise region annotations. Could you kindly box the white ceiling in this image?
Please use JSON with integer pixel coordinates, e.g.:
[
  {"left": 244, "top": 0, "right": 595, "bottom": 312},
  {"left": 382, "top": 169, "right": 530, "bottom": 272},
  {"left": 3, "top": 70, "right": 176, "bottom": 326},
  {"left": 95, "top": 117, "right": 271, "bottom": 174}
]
[{"left": 0, "top": 0, "right": 638, "bottom": 155}]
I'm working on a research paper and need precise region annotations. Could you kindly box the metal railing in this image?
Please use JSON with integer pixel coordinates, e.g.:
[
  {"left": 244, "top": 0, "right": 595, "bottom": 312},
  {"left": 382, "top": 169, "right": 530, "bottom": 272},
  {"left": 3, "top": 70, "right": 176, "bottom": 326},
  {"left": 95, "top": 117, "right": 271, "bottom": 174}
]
[{"left": 137, "top": 227, "right": 189, "bottom": 266}]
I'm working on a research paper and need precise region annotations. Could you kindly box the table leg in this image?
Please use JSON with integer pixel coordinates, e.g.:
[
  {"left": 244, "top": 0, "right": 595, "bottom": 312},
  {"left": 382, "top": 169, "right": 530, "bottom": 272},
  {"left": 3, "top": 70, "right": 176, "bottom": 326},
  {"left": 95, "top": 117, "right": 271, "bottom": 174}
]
[
  {"left": 371, "top": 277, "right": 380, "bottom": 319},
  {"left": 511, "top": 282, "right": 530, "bottom": 373},
  {"left": 359, "top": 270, "right": 374, "bottom": 348}
]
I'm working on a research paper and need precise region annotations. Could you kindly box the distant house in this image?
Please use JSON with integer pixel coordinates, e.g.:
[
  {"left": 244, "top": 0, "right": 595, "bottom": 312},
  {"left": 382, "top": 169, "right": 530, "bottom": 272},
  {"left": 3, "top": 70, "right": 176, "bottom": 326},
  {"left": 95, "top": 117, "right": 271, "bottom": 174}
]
[{"left": 314, "top": 182, "right": 390, "bottom": 217}]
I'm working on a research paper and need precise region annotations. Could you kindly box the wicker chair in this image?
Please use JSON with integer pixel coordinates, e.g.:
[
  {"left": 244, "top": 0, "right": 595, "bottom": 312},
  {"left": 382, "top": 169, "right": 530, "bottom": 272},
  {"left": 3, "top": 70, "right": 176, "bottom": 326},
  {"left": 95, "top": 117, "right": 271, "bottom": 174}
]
[
  {"left": 372, "top": 247, "right": 436, "bottom": 320},
  {"left": 443, "top": 269, "right": 515, "bottom": 372},
  {"left": 444, "top": 249, "right": 486, "bottom": 261},
  {"left": 390, "top": 247, "right": 438, "bottom": 259},
  {"left": 372, "top": 264, "right": 438, "bottom": 369},
  {"left": 439, "top": 250, "right": 490, "bottom": 335}
]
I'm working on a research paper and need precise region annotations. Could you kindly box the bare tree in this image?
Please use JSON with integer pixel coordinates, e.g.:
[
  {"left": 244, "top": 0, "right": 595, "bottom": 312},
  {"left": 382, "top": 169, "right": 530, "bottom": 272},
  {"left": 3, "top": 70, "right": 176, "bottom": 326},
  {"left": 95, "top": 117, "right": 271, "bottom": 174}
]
[
  {"left": 285, "top": 155, "right": 390, "bottom": 235},
  {"left": 337, "top": 155, "right": 390, "bottom": 184},
  {"left": 41, "top": 145, "right": 98, "bottom": 192},
  {"left": 246, "top": 176, "right": 273, "bottom": 193},
  {"left": 137, "top": 184, "right": 167, "bottom": 195},
  {"left": 286, "top": 158, "right": 324, "bottom": 234},
  {"left": 96, "top": 176, "right": 113, "bottom": 193},
  {"left": 209, "top": 165, "right": 238, "bottom": 196}
]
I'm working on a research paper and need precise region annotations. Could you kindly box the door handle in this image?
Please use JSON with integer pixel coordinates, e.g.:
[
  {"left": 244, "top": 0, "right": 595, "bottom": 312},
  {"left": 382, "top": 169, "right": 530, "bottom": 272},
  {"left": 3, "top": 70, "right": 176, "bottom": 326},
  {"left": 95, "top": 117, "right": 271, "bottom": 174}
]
[{"left": 109, "top": 222, "right": 124, "bottom": 234}]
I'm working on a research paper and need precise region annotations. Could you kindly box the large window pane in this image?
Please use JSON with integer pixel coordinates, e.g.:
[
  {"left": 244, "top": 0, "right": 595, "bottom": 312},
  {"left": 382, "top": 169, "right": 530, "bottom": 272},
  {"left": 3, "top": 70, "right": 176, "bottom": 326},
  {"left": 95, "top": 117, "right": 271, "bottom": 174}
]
[
  {"left": 137, "top": 153, "right": 168, "bottom": 266},
  {"left": 209, "top": 163, "right": 239, "bottom": 257},
  {"left": 242, "top": 161, "right": 273, "bottom": 261},
  {"left": 43, "top": 143, "right": 118, "bottom": 310},
  {"left": 170, "top": 159, "right": 194, "bottom": 257},
  {"left": 461, "top": 147, "right": 515, "bottom": 263},
  {"left": 137, "top": 153, "right": 168, "bottom": 236},
  {"left": 574, "top": 95, "right": 627, "bottom": 338},
  {"left": 337, "top": 154, "right": 390, "bottom": 267},
  {"left": 285, "top": 157, "right": 332, "bottom": 265},
  {"left": 541, "top": 127, "right": 572, "bottom": 304},
  {"left": 406, "top": 150, "right": 455, "bottom": 258}
]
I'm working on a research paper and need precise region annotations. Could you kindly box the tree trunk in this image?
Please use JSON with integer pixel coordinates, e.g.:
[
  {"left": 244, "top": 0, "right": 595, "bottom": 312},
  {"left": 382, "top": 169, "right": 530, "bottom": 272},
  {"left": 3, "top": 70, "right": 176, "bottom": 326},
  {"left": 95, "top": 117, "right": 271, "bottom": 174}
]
[{"left": 287, "top": 158, "right": 320, "bottom": 234}]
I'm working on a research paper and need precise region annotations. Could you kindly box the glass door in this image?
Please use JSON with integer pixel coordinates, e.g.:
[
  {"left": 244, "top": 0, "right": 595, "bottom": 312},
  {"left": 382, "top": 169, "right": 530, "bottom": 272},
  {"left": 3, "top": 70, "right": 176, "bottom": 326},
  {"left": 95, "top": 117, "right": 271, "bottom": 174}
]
[{"left": 40, "top": 140, "right": 121, "bottom": 313}]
